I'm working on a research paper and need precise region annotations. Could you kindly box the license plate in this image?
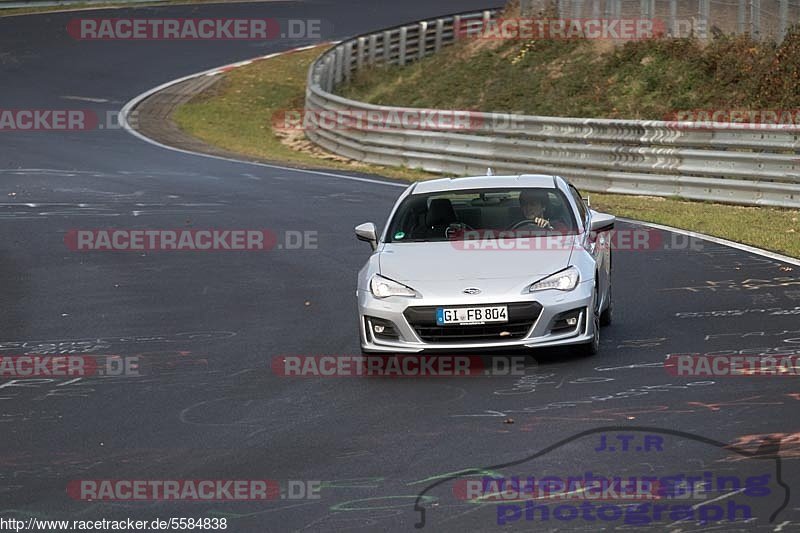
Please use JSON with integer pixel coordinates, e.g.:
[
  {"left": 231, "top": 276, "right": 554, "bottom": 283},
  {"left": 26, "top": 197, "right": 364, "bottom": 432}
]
[{"left": 436, "top": 306, "right": 508, "bottom": 326}]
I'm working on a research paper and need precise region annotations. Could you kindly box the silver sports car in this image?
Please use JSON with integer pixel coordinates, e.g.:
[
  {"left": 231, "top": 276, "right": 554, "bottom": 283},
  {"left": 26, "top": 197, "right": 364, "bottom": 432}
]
[{"left": 355, "top": 174, "right": 615, "bottom": 355}]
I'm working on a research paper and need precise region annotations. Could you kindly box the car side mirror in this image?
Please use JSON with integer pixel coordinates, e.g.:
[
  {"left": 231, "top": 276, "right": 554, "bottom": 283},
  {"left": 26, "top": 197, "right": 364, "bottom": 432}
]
[
  {"left": 590, "top": 212, "right": 615, "bottom": 232},
  {"left": 355, "top": 222, "right": 378, "bottom": 250}
]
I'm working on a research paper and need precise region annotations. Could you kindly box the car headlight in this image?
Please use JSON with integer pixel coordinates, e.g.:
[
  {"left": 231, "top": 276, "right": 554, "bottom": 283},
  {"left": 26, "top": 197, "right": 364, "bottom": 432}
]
[
  {"left": 370, "top": 274, "right": 417, "bottom": 298},
  {"left": 528, "top": 266, "right": 580, "bottom": 292}
]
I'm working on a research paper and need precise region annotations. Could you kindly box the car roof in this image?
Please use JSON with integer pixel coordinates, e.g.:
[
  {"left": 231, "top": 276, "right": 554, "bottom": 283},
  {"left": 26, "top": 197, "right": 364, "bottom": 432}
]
[{"left": 410, "top": 174, "right": 560, "bottom": 195}]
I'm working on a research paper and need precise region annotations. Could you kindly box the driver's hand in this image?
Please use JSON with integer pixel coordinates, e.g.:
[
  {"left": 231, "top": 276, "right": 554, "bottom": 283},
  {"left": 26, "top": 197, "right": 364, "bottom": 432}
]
[{"left": 533, "top": 217, "right": 551, "bottom": 228}]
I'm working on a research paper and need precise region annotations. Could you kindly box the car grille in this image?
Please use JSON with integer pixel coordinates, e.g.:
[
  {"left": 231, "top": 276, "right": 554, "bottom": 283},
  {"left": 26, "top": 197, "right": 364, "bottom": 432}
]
[{"left": 403, "top": 302, "right": 543, "bottom": 343}]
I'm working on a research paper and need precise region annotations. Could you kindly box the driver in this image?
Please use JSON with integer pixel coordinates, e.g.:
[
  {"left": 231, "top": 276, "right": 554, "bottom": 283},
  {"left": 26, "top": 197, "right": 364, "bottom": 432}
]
[
  {"left": 519, "top": 189, "right": 553, "bottom": 228},
  {"left": 517, "top": 189, "right": 570, "bottom": 233}
]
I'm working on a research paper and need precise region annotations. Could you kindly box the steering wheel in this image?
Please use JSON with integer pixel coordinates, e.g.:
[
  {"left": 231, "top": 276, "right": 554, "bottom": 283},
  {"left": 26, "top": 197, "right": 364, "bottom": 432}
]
[
  {"left": 507, "top": 219, "right": 552, "bottom": 231},
  {"left": 445, "top": 222, "right": 474, "bottom": 239}
]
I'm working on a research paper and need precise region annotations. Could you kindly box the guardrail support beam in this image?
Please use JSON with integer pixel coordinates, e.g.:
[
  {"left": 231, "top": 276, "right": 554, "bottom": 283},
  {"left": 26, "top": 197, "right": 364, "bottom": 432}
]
[
  {"left": 434, "top": 19, "right": 444, "bottom": 52},
  {"left": 737, "top": 0, "right": 747, "bottom": 34},
  {"left": 779, "top": 0, "right": 788, "bottom": 41},
  {"left": 356, "top": 37, "right": 365, "bottom": 70},
  {"left": 668, "top": 0, "right": 678, "bottom": 36},
  {"left": 368, "top": 34, "right": 377, "bottom": 65},
  {"left": 343, "top": 41, "right": 353, "bottom": 80},
  {"left": 333, "top": 46, "right": 344, "bottom": 85},
  {"left": 398, "top": 26, "right": 407, "bottom": 66},
  {"left": 418, "top": 21, "right": 428, "bottom": 59},
  {"left": 382, "top": 30, "right": 392, "bottom": 65},
  {"left": 751, "top": 0, "right": 761, "bottom": 40}
]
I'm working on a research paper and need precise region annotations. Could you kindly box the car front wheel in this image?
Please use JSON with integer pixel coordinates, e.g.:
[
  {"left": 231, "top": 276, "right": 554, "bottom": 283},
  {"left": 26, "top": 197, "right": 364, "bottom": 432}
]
[
  {"left": 600, "top": 283, "right": 612, "bottom": 327},
  {"left": 579, "top": 289, "right": 600, "bottom": 356}
]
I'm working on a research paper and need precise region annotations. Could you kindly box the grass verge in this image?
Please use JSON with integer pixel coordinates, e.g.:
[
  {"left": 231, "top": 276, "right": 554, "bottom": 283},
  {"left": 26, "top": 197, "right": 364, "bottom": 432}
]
[
  {"left": 339, "top": 29, "right": 800, "bottom": 120},
  {"left": 172, "top": 45, "right": 800, "bottom": 258},
  {"left": 172, "top": 47, "right": 433, "bottom": 182}
]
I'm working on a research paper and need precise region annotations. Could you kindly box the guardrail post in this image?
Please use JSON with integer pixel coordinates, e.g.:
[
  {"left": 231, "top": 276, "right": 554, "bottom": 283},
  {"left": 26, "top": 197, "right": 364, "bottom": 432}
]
[
  {"left": 418, "top": 21, "right": 428, "bottom": 59},
  {"left": 751, "top": 0, "right": 761, "bottom": 40},
  {"left": 356, "top": 36, "right": 365, "bottom": 70},
  {"left": 368, "top": 34, "right": 377, "bottom": 65},
  {"left": 333, "top": 46, "right": 344, "bottom": 85},
  {"left": 698, "top": 0, "right": 710, "bottom": 39},
  {"left": 737, "top": 0, "right": 747, "bottom": 34},
  {"left": 344, "top": 41, "right": 354, "bottom": 80},
  {"left": 383, "top": 30, "right": 392, "bottom": 64},
  {"left": 398, "top": 26, "right": 407, "bottom": 66},
  {"left": 434, "top": 19, "right": 444, "bottom": 52},
  {"left": 572, "top": 0, "right": 583, "bottom": 19},
  {"left": 452, "top": 15, "right": 462, "bottom": 42},
  {"left": 325, "top": 55, "right": 335, "bottom": 92},
  {"left": 779, "top": 0, "right": 788, "bottom": 41},
  {"left": 669, "top": 0, "right": 677, "bottom": 36},
  {"left": 606, "top": 0, "right": 622, "bottom": 19}
]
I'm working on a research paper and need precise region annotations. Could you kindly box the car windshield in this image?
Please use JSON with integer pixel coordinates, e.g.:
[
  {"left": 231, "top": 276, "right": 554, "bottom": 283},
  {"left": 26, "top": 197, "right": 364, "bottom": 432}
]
[{"left": 386, "top": 187, "right": 578, "bottom": 243}]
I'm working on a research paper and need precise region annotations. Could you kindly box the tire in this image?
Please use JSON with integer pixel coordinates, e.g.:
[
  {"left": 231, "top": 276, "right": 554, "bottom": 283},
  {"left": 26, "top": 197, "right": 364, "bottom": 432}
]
[
  {"left": 600, "top": 283, "right": 612, "bottom": 327},
  {"left": 579, "top": 289, "right": 601, "bottom": 356}
]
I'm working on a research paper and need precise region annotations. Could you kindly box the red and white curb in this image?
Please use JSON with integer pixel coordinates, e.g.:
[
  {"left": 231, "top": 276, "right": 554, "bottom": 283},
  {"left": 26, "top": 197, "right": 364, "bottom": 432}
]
[
  {"left": 202, "top": 43, "right": 326, "bottom": 77},
  {"left": 118, "top": 41, "right": 404, "bottom": 189}
]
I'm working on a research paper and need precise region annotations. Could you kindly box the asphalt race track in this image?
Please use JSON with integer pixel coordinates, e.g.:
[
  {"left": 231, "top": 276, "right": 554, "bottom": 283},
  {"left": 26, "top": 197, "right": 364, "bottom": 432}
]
[{"left": 1, "top": 1, "right": 800, "bottom": 531}]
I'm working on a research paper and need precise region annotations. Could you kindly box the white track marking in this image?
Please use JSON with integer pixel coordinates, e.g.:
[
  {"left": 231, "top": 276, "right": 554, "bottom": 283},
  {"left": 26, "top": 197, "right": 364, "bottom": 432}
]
[
  {"left": 61, "top": 95, "right": 108, "bottom": 103},
  {"left": 619, "top": 218, "right": 800, "bottom": 266}
]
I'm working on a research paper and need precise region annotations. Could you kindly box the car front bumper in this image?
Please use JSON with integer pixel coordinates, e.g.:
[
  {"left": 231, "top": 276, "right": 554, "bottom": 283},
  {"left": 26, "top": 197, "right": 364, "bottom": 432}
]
[{"left": 358, "top": 280, "right": 595, "bottom": 353}]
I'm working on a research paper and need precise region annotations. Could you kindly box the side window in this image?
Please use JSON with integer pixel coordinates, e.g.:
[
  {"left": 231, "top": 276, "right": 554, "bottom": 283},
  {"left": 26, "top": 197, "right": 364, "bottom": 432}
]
[{"left": 568, "top": 185, "right": 588, "bottom": 224}]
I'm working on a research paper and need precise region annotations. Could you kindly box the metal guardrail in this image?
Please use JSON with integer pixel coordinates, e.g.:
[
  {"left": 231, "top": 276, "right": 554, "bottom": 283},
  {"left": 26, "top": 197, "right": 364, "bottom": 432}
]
[
  {"left": 304, "top": 10, "right": 800, "bottom": 208},
  {"left": 522, "top": 0, "right": 800, "bottom": 43},
  {"left": 0, "top": 0, "right": 163, "bottom": 9}
]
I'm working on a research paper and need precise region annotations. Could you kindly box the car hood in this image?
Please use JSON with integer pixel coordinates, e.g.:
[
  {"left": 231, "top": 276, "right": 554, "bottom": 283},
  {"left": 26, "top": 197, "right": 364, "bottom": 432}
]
[{"left": 378, "top": 238, "right": 576, "bottom": 283}]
